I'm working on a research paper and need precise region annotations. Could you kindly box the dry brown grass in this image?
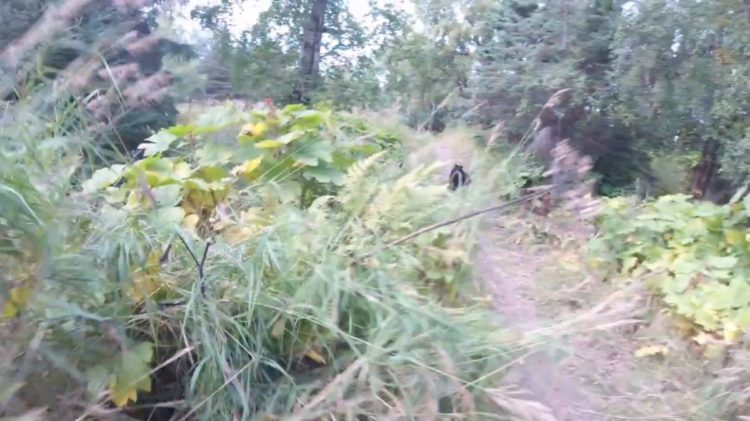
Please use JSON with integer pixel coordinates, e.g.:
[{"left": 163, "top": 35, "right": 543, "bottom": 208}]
[{"left": 506, "top": 210, "right": 737, "bottom": 421}]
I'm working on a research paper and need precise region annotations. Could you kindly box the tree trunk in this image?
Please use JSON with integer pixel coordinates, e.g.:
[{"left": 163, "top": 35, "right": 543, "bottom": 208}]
[
  {"left": 690, "top": 139, "right": 719, "bottom": 199},
  {"left": 292, "top": 0, "right": 328, "bottom": 104}
]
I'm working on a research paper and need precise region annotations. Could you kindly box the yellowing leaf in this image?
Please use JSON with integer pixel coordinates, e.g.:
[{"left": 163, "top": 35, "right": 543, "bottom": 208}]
[
  {"left": 183, "top": 214, "right": 200, "bottom": 232},
  {"left": 231, "top": 157, "right": 263, "bottom": 180},
  {"left": 223, "top": 226, "right": 254, "bottom": 245},
  {"left": 109, "top": 379, "right": 138, "bottom": 408},
  {"left": 10, "top": 286, "right": 32, "bottom": 306},
  {"left": 634, "top": 345, "right": 669, "bottom": 358},
  {"left": 254, "top": 140, "right": 283, "bottom": 149},
  {"left": 240, "top": 122, "right": 268, "bottom": 138},
  {"left": 127, "top": 252, "right": 165, "bottom": 303},
  {"left": 3, "top": 302, "right": 17, "bottom": 319},
  {"left": 108, "top": 342, "right": 154, "bottom": 408},
  {"left": 723, "top": 321, "right": 741, "bottom": 343},
  {"left": 305, "top": 348, "right": 326, "bottom": 365},
  {"left": 173, "top": 162, "right": 193, "bottom": 180}
]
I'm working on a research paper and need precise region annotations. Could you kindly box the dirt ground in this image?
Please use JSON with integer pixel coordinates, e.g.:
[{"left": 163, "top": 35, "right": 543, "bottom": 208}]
[
  {"left": 414, "top": 130, "right": 729, "bottom": 421},
  {"left": 477, "top": 209, "right": 726, "bottom": 421}
]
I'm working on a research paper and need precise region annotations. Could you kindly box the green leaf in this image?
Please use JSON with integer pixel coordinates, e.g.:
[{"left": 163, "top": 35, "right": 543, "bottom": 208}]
[
  {"left": 138, "top": 131, "right": 178, "bottom": 156},
  {"left": 173, "top": 162, "right": 193, "bottom": 180},
  {"left": 291, "top": 141, "right": 334, "bottom": 166},
  {"left": 151, "top": 185, "right": 182, "bottom": 207},
  {"left": 138, "top": 156, "right": 174, "bottom": 176},
  {"left": 195, "top": 105, "right": 241, "bottom": 131},
  {"left": 195, "top": 165, "right": 227, "bottom": 182},
  {"left": 165, "top": 125, "right": 196, "bottom": 137},
  {"left": 303, "top": 165, "right": 345, "bottom": 185},
  {"left": 255, "top": 140, "right": 284, "bottom": 149},
  {"left": 282, "top": 104, "right": 306, "bottom": 113},
  {"left": 82, "top": 165, "right": 126, "bottom": 193},
  {"left": 671, "top": 258, "right": 702, "bottom": 275},
  {"left": 86, "top": 365, "right": 111, "bottom": 395},
  {"left": 109, "top": 341, "right": 154, "bottom": 408},
  {"left": 195, "top": 144, "right": 234, "bottom": 166},
  {"left": 729, "top": 277, "right": 750, "bottom": 308},
  {"left": 152, "top": 207, "right": 186, "bottom": 226},
  {"left": 707, "top": 255, "right": 738, "bottom": 270},
  {"left": 277, "top": 130, "right": 305, "bottom": 144}
]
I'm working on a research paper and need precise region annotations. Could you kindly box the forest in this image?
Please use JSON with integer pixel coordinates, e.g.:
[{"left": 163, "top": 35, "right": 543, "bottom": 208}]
[{"left": 2, "top": 0, "right": 750, "bottom": 419}]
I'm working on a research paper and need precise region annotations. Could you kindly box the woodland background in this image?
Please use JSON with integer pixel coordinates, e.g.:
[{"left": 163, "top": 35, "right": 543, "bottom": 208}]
[{"left": 3, "top": 0, "right": 750, "bottom": 420}]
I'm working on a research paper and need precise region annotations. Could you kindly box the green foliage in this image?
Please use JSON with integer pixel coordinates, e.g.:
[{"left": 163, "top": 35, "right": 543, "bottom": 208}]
[
  {"left": 589, "top": 195, "right": 750, "bottom": 342},
  {"left": 1, "top": 96, "right": 522, "bottom": 418},
  {"left": 84, "top": 102, "right": 403, "bottom": 222},
  {"left": 193, "top": 0, "right": 384, "bottom": 105}
]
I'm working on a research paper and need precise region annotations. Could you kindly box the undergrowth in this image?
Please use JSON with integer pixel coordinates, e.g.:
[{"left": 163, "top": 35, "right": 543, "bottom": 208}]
[
  {"left": 589, "top": 194, "right": 750, "bottom": 356},
  {"left": 1, "top": 98, "right": 532, "bottom": 419}
]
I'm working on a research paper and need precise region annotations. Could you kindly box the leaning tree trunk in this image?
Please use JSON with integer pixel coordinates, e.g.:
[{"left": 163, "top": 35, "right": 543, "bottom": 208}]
[{"left": 292, "top": 0, "right": 328, "bottom": 104}]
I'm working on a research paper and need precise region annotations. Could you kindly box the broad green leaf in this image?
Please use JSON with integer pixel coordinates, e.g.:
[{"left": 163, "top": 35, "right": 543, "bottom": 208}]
[
  {"left": 255, "top": 140, "right": 284, "bottom": 149},
  {"left": 151, "top": 185, "right": 182, "bottom": 207},
  {"left": 138, "top": 156, "right": 174, "bottom": 177},
  {"left": 86, "top": 365, "right": 110, "bottom": 395},
  {"left": 264, "top": 181, "right": 301, "bottom": 204},
  {"left": 166, "top": 125, "right": 196, "bottom": 137},
  {"left": 707, "top": 255, "right": 738, "bottom": 270},
  {"left": 729, "top": 277, "right": 750, "bottom": 308},
  {"left": 183, "top": 178, "right": 211, "bottom": 191},
  {"left": 138, "top": 131, "right": 178, "bottom": 156},
  {"left": 277, "top": 130, "right": 304, "bottom": 144},
  {"left": 195, "top": 144, "right": 233, "bottom": 166},
  {"left": 104, "top": 186, "right": 128, "bottom": 204},
  {"left": 195, "top": 165, "right": 227, "bottom": 182},
  {"left": 82, "top": 165, "right": 126, "bottom": 193},
  {"left": 152, "top": 206, "right": 186, "bottom": 226},
  {"left": 173, "top": 162, "right": 193, "bottom": 180},
  {"left": 195, "top": 105, "right": 241, "bottom": 130},
  {"left": 302, "top": 165, "right": 346, "bottom": 185},
  {"left": 291, "top": 141, "right": 334, "bottom": 166},
  {"left": 109, "top": 342, "right": 153, "bottom": 408},
  {"left": 282, "top": 104, "right": 306, "bottom": 113}
]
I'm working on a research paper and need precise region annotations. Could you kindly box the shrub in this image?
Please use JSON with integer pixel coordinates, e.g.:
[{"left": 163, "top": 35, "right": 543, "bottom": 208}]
[
  {"left": 589, "top": 194, "right": 750, "bottom": 343},
  {"left": 1, "top": 100, "right": 523, "bottom": 419}
]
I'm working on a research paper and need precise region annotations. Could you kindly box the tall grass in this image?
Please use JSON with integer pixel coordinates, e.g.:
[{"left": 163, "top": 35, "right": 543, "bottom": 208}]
[{"left": 0, "top": 83, "right": 544, "bottom": 420}]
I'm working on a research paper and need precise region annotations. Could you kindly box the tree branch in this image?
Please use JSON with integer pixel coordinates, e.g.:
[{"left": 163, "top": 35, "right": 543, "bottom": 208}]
[{"left": 362, "top": 188, "right": 551, "bottom": 258}]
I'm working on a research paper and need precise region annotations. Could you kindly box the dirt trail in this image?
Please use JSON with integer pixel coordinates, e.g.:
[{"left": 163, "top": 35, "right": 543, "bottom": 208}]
[
  {"left": 421, "top": 133, "right": 602, "bottom": 420},
  {"left": 415, "top": 130, "right": 714, "bottom": 421},
  {"left": 477, "top": 221, "right": 601, "bottom": 421}
]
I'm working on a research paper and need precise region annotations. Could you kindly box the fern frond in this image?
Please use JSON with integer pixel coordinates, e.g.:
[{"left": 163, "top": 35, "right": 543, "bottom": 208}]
[
  {"left": 339, "top": 151, "right": 387, "bottom": 215},
  {"left": 346, "top": 151, "right": 386, "bottom": 183}
]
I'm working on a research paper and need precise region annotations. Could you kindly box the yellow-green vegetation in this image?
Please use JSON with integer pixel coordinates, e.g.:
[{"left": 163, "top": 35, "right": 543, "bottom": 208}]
[
  {"left": 0, "top": 100, "right": 529, "bottom": 419},
  {"left": 589, "top": 194, "right": 750, "bottom": 346}
]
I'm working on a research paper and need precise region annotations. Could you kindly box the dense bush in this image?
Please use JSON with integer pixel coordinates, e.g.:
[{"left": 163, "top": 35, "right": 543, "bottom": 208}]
[
  {"left": 589, "top": 195, "right": 750, "bottom": 343},
  {"left": 1, "top": 100, "right": 524, "bottom": 419}
]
